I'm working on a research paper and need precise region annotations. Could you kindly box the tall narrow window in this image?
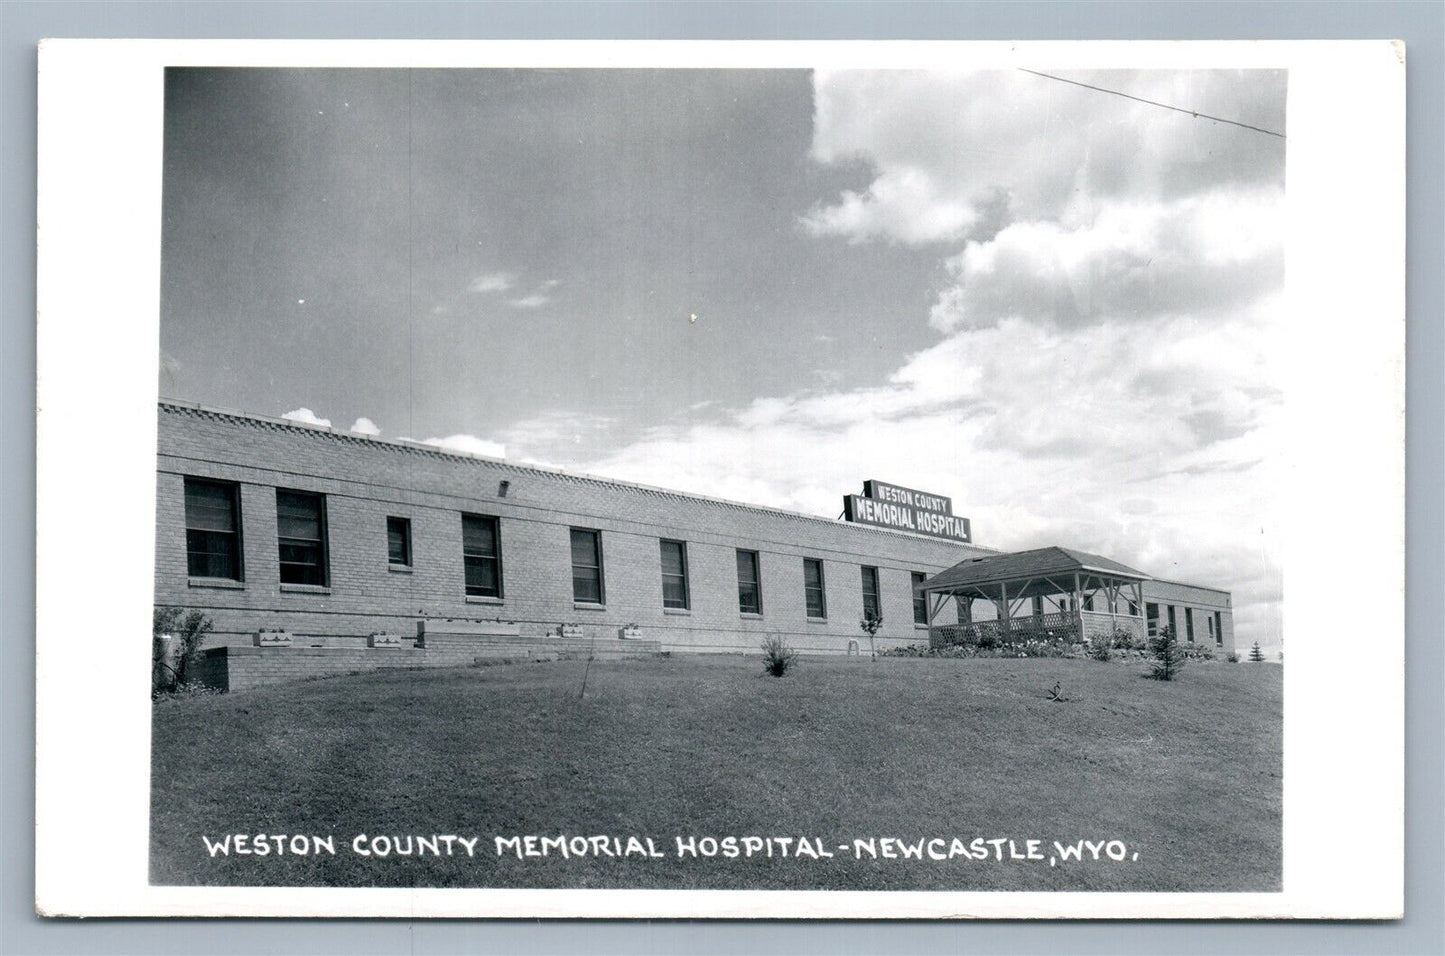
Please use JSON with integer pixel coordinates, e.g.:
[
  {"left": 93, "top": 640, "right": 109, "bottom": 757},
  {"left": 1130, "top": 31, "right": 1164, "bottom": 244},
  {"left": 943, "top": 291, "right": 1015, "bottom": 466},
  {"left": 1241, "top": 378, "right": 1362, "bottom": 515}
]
[
  {"left": 660, "top": 539, "right": 689, "bottom": 610},
  {"left": 1185, "top": 607, "right": 1195, "bottom": 643},
  {"left": 387, "top": 516, "right": 412, "bottom": 567},
  {"left": 1146, "top": 603, "right": 1160, "bottom": 637},
  {"left": 462, "top": 513, "right": 501, "bottom": 598},
  {"left": 912, "top": 572, "right": 928, "bottom": 625},
  {"left": 1167, "top": 605, "right": 1178, "bottom": 638},
  {"left": 276, "top": 489, "right": 327, "bottom": 586},
  {"left": 1206, "top": 613, "right": 1215, "bottom": 644},
  {"left": 184, "top": 478, "right": 242, "bottom": 580},
  {"left": 1214, "top": 610, "right": 1224, "bottom": 646},
  {"left": 571, "top": 528, "right": 604, "bottom": 604},
  {"left": 804, "top": 559, "right": 827, "bottom": 619},
  {"left": 736, "top": 550, "right": 762, "bottom": 614},
  {"left": 861, "top": 566, "right": 881, "bottom": 622}
]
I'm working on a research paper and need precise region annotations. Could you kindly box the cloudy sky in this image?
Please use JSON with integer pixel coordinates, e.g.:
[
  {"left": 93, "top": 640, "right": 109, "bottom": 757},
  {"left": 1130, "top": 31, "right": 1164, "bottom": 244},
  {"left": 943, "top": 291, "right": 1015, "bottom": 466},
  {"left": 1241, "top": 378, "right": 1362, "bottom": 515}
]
[{"left": 161, "top": 67, "right": 1286, "bottom": 653}]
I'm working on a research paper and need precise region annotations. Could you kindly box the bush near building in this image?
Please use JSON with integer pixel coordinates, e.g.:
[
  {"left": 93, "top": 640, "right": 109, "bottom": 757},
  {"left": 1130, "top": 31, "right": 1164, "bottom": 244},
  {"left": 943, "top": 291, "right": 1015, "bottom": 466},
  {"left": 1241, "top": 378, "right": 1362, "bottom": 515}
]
[{"left": 152, "top": 607, "right": 212, "bottom": 696}]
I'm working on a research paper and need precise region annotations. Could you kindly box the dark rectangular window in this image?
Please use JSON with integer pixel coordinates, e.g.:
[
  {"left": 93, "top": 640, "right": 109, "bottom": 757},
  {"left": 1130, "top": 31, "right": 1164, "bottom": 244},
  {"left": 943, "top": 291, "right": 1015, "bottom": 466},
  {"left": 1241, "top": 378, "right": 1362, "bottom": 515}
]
[
  {"left": 276, "top": 489, "right": 327, "bottom": 586},
  {"left": 462, "top": 514, "right": 501, "bottom": 598},
  {"left": 737, "top": 550, "right": 762, "bottom": 614},
  {"left": 1084, "top": 594, "right": 1095, "bottom": 612},
  {"left": 1167, "top": 604, "right": 1178, "bottom": 638},
  {"left": 387, "top": 516, "right": 411, "bottom": 567},
  {"left": 1146, "top": 603, "right": 1159, "bottom": 637},
  {"left": 913, "top": 572, "right": 929, "bottom": 625},
  {"left": 571, "top": 528, "right": 604, "bottom": 604},
  {"left": 861, "top": 566, "right": 881, "bottom": 622},
  {"left": 1214, "top": 610, "right": 1223, "bottom": 646},
  {"left": 184, "top": 478, "right": 242, "bottom": 579},
  {"left": 804, "top": 558, "right": 827, "bottom": 619},
  {"left": 1185, "top": 607, "right": 1195, "bottom": 643},
  {"left": 660, "top": 539, "right": 689, "bottom": 610}
]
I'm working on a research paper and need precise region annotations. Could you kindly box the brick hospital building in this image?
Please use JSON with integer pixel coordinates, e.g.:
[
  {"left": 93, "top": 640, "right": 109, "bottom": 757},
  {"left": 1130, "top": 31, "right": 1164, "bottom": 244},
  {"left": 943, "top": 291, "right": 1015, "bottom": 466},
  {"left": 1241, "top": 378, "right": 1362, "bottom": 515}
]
[{"left": 154, "top": 401, "right": 1235, "bottom": 690}]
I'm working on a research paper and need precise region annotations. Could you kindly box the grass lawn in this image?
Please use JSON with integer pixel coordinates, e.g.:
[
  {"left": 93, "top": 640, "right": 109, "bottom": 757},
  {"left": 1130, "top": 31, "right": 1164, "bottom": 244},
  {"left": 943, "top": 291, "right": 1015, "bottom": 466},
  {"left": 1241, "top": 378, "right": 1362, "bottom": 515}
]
[{"left": 151, "top": 655, "right": 1281, "bottom": 891}]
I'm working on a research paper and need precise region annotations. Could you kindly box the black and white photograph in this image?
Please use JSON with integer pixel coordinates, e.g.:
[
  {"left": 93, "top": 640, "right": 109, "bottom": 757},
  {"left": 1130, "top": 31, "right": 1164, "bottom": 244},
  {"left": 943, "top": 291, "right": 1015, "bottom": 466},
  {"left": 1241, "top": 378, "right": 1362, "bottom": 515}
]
[
  {"left": 147, "top": 61, "right": 1285, "bottom": 894},
  {"left": 32, "top": 39, "right": 1406, "bottom": 921}
]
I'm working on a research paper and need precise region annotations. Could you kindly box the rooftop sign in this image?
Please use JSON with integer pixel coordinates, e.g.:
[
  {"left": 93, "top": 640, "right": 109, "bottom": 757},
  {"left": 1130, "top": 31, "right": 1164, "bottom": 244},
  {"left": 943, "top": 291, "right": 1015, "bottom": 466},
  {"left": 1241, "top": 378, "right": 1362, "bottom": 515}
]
[
  {"left": 843, "top": 480, "right": 972, "bottom": 543},
  {"left": 861, "top": 480, "right": 952, "bottom": 515}
]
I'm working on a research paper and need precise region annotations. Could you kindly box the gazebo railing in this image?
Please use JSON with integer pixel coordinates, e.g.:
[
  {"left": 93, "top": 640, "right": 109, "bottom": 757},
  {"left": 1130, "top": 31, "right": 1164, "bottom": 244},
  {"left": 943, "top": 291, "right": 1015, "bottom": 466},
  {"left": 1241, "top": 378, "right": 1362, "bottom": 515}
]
[{"left": 929, "top": 611, "right": 1079, "bottom": 648}]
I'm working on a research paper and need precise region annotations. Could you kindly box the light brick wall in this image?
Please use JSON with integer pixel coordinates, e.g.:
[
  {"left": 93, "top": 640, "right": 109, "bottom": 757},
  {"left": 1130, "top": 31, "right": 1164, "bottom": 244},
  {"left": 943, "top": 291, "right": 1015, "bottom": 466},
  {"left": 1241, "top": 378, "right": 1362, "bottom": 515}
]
[
  {"left": 157, "top": 404, "right": 991, "bottom": 655},
  {"left": 1141, "top": 580, "right": 1235, "bottom": 657}
]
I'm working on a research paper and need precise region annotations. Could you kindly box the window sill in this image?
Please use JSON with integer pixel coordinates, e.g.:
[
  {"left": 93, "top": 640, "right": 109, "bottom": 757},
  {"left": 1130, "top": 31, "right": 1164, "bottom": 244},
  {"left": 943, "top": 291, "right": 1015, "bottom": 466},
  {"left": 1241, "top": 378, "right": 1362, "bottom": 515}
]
[
  {"left": 739, "top": 612, "right": 764, "bottom": 620},
  {"left": 280, "top": 583, "right": 331, "bottom": 595},
  {"left": 387, "top": 565, "right": 413, "bottom": 574},
  {"left": 188, "top": 577, "right": 245, "bottom": 590},
  {"left": 573, "top": 602, "right": 607, "bottom": 612},
  {"left": 914, "top": 622, "right": 931, "bottom": 630},
  {"left": 466, "top": 595, "right": 504, "bottom": 605},
  {"left": 663, "top": 607, "right": 691, "bottom": 616},
  {"left": 806, "top": 616, "right": 829, "bottom": 624}
]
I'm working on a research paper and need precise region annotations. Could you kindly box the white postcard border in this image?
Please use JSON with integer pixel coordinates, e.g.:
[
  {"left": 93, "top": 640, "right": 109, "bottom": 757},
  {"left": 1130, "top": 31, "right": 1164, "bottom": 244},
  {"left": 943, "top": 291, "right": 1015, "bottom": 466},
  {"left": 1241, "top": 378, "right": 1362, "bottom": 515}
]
[{"left": 35, "top": 38, "right": 1404, "bottom": 919}]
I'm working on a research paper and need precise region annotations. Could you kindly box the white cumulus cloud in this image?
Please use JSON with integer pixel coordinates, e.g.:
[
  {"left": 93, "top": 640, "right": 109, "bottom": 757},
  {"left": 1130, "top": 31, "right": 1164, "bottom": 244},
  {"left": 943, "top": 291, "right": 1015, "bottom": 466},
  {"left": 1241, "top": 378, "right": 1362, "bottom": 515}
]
[
  {"left": 469, "top": 271, "right": 514, "bottom": 293},
  {"left": 421, "top": 434, "right": 507, "bottom": 459},
  {"left": 349, "top": 417, "right": 381, "bottom": 437},
  {"left": 804, "top": 69, "right": 1286, "bottom": 246},
  {"left": 281, "top": 407, "right": 331, "bottom": 428},
  {"left": 928, "top": 189, "right": 1284, "bottom": 333}
]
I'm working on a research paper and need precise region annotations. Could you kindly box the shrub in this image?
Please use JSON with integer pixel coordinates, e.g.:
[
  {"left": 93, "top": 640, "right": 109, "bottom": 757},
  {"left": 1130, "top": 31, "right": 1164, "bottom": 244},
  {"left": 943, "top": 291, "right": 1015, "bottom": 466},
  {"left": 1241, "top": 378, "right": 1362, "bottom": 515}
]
[
  {"left": 761, "top": 635, "right": 798, "bottom": 677},
  {"left": 1226, "top": 651, "right": 1241, "bottom": 663},
  {"left": 1110, "top": 625, "right": 1142, "bottom": 650},
  {"left": 883, "top": 637, "right": 1077, "bottom": 660},
  {"left": 1249, "top": 642, "right": 1265, "bottom": 663},
  {"left": 1087, "top": 635, "right": 1113, "bottom": 662},
  {"left": 1181, "top": 643, "right": 1216, "bottom": 662},
  {"left": 1149, "top": 624, "right": 1185, "bottom": 681},
  {"left": 152, "top": 607, "right": 213, "bottom": 696}
]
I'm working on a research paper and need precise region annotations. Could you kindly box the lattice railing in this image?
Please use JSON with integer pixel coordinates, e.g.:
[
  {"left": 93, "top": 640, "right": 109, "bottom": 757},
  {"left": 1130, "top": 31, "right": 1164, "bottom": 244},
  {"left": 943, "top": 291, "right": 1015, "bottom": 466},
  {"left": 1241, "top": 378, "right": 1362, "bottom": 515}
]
[{"left": 929, "top": 611, "right": 1080, "bottom": 647}]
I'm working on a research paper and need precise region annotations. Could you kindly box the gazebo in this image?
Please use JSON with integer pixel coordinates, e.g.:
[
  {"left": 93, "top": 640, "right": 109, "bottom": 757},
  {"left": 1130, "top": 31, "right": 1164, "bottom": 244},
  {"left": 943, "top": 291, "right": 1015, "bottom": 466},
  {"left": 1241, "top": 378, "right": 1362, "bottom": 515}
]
[{"left": 916, "top": 546, "right": 1150, "bottom": 649}]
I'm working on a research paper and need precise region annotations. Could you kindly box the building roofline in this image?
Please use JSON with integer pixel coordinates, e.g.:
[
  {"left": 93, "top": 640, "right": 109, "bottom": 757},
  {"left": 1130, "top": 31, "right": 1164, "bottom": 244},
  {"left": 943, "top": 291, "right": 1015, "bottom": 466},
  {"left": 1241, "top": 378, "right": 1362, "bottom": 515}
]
[
  {"left": 158, "top": 399, "right": 998, "bottom": 552},
  {"left": 1144, "top": 577, "right": 1233, "bottom": 596},
  {"left": 916, "top": 545, "right": 1150, "bottom": 592}
]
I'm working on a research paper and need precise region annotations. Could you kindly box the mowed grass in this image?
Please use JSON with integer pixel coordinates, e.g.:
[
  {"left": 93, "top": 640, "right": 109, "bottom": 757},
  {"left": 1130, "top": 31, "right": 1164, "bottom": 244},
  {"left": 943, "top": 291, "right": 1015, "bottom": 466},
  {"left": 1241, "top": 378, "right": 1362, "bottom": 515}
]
[{"left": 151, "top": 655, "right": 1281, "bottom": 892}]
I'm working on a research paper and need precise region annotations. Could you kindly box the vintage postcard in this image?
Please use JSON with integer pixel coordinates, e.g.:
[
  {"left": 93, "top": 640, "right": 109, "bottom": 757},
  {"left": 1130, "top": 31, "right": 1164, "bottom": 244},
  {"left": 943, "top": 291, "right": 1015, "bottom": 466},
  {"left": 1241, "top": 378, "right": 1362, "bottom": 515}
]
[{"left": 35, "top": 40, "right": 1404, "bottom": 919}]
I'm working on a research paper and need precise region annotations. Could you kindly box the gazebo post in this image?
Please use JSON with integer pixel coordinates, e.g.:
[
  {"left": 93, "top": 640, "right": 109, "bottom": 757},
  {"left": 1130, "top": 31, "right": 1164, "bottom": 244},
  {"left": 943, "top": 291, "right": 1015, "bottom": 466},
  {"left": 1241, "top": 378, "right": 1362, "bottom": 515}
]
[
  {"left": 1072, "top": 571, "right": 1083, "bottom": 643},
  {"left": 999, "top": 581, "right": 1009, "bottom": 638}
]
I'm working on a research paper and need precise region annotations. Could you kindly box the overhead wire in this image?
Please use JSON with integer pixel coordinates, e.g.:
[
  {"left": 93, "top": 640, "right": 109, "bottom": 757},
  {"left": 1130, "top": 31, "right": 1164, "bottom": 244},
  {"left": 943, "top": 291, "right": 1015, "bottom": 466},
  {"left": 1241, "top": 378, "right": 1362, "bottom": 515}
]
[{"left": 1017, "top": 68, "right": 1286, "bottom": 139}]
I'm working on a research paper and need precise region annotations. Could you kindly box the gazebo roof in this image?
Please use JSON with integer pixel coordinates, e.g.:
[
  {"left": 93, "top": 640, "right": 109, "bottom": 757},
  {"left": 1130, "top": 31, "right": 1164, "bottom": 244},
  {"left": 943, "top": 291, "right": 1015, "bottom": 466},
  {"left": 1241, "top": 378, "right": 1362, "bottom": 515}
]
[{"left": 919, "top": 546, "right": 1150, "bottom": 594}]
